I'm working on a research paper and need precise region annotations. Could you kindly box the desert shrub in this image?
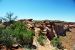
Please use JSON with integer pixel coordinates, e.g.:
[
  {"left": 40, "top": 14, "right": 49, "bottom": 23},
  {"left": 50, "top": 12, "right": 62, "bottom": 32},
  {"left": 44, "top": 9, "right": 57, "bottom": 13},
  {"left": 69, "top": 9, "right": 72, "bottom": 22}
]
[
  {"left": 0, "top": 26, "right": 6, "bottom": 44},
  {"left": 0, "top": 27, "right": 3, "bottom": 44},
  {"left": 0, "top": 21, "right": 35, "bottom": 49},
  {"left": 51, "top": 37, "right": 63, "bottom": 49},
  {"left": 0, "top": 24, "right": 5, "bottom": 29},
  {"left": 2, "top": 12, "right": 17, "bottom": 26},
  {"left": 0, "top": 26, "right": 15, "bottom": 50},
  {"left": 51, "top": 37, "right": 60, "bottom": 47},
  {"left": 9, "top": 21, "right": 35, "bottom": 47},
  {"left": 37, "top": 33, "right": 46, "bottom": 46},
  {"left": 0, "top": 19, "right": 2, "bottom": 23}
]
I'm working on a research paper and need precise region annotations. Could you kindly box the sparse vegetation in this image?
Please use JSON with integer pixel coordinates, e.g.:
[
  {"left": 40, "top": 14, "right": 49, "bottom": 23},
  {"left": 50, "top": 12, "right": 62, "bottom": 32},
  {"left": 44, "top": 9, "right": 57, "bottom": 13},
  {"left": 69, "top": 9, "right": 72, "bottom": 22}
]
[
  {"left": 0, "top": 21, "right": 35, "bottom": 49},
  {"left": 51, "top": 37, "right": 64, "bottom": 49},
  {"left": 2, "top": 12, "right": 17, "bottom": 26},
  {"left": 37, "top": 33, "right": 46, "bottom": 46},
  {"left": 0, "top": 25, "right": 15, "bottom": 50},
  {"left": 51, "top": 37, "right": 60, "bottom": 47},
  {"left": 11, "top": 21, "right": 34, "bottom": 47}
]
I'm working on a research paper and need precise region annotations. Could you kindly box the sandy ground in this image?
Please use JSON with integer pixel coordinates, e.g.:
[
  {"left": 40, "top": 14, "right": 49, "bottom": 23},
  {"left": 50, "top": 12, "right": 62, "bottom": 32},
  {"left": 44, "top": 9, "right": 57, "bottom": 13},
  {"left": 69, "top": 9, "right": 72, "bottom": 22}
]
[{"left": 60, "top": 28, "right": 75, "bottom": 50}]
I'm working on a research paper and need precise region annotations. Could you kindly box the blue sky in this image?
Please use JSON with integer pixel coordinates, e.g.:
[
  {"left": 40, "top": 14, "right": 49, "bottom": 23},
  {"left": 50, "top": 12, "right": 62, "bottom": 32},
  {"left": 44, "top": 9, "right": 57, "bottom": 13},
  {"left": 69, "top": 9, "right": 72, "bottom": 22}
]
[{"left": 0, "top": 0, "right": 75, "bottom": 22}]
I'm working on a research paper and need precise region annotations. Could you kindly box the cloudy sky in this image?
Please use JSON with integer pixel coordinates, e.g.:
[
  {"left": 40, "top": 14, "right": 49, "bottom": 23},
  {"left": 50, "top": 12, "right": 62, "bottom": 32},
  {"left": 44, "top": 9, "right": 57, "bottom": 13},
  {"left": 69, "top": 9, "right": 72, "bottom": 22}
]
[{"left": 0, "top": 0, "right": 75, "bottom": 22}]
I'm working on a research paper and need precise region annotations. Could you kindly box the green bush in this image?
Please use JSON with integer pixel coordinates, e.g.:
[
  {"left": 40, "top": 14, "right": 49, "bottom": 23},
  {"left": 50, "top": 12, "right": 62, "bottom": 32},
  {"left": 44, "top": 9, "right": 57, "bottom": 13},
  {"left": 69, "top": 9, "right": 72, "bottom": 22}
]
[
  {"left": 51, "top": 37, "right": 63, "bottom": 49},
  {"left": 9, "top": 21, "right": 35, "bottom": 47},
  {"left": 51, "top": 37, "right": 60, "bottom": 47},
  {"left": 0, "top": 21, "right": 35, "bottom": 49},
  {"left": 37, "top": 33, "right": 46, "bottom": 46},
  {"left": 0, "top": 26, "right": 15, "bottom": 49}
]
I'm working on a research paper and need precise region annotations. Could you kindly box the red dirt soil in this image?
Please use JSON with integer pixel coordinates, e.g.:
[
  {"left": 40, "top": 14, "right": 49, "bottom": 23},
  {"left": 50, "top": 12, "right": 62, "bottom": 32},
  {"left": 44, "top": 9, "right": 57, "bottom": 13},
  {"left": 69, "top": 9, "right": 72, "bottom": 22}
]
[{"left": 60, "top": 28, "right": 75, "bottom": 50}]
